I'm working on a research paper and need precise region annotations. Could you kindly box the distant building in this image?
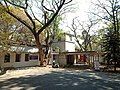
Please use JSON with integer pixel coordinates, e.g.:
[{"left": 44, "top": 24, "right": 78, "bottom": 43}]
[
  {"left": 51, "top": 33, "right": 103, "bottom": 67},
  {"left": 51, "top": 33, "right": 76, "bottom": 66}
]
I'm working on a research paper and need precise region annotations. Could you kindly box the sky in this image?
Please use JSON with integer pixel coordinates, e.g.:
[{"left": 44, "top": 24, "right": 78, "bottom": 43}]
[
  {"left": 1, "top": 0, "right": 101, "bottom": 33},
  {"left": 62, "top": 0, "right": 110, "bottom": 34},
  {"left": 61, "top": 0, "right": 93, "bottom": 32},
  {"left": 69, "top": 0, "right": 92, "bottom": 21}
]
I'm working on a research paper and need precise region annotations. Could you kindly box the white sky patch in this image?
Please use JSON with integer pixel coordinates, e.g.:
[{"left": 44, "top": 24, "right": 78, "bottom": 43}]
[
  {"left": 60, "top": 0, "right": 112, "bottom": 34},
  {"left": 60, "top": 0, "right": 92, "bottom": 32},
  {"left": 20, "top": 0, "right": 108, "bottom": 34},
  {"left": 27, "top": 0, "right": 93, "bottom": 33}
]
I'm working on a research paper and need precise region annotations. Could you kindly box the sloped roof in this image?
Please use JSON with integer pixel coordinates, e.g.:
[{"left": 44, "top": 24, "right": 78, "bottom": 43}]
[{"left": 9, "top": 46, "right": 39, "bottom": 53}]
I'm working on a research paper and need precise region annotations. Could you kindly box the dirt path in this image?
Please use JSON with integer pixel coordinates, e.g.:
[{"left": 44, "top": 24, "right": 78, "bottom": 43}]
[{"left": 0, "top": 66, "right": 63, "bottom": 79}]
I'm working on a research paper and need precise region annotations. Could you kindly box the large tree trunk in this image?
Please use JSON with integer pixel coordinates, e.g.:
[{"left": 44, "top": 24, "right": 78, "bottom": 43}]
[
  {"left": 35, "top": 35, "right": 44, "bottom": 66},
  {"left": 39, "top": 48, "right": 44, "bottom": 66},
  {"left": 45, "top": 46, "right": 49, "bottom": 59}
]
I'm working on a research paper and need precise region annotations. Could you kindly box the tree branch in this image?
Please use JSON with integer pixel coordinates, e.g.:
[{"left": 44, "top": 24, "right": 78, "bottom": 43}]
[
  {"left": 29, "top": 7, "right": 44, "bottom": 25},
  {"left": 41, "top": 0, "right": 54, "bottom": 13},
  {"left": 24, "top": 9, "right": 36, "bottom": 31},
  {"left": 38, "top": 0, "right": 69, "bottom": 34}
]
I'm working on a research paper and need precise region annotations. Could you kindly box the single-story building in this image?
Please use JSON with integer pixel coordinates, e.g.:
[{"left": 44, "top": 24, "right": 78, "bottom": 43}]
[{"left": 0, "top": 46, "right": 40, "bottom": 68}]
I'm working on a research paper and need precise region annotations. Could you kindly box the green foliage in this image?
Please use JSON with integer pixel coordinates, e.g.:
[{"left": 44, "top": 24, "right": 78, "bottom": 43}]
[
  {"left": 96, "top": 0, "right": 120, "bottom": 71},
  {"left": 0, "top": 5, "right": 15, "bottom": 52},
  {"left": 0, "top": 5, "right": 34, "bottom": 53},
  {"left": 50, "top": 16, "right": 64, "bottom": 41},
  {"left": 102, "top": 28, "right": 120, "bottom": 66}
]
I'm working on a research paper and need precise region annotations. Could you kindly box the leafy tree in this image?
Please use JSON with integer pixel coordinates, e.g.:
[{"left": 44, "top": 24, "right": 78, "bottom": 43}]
[
  {"left": 102, "top": 27, "right": 120, "bottom": 64},
  {"left": 0, "top": 5, "right": 17, "bottom": 53},
  {"left": 43, "top": 16, "right": 63, "bottom": 59},
  {"left": 0, "top": 5, "right": 34, "bottom": 55},
  {"left": 92, "top": 0, "right": 120, "bottom": 71},
  {"left": 0, "top": 0, "right": 73, "bottom": 66}
]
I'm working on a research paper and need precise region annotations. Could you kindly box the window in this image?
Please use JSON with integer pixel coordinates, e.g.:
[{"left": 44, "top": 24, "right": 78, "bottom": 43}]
[
  {"left": 4, "top": 53, "right": 10, "bottom": 63},
  {"left": 15, "top": 54, "right": 21, "bottom": 62},
  {"left": 25, "top": 54, "right": 29, "bottom": 61},
  {"left": 29, "top": 54, "right": 38, "bottom": 60}
]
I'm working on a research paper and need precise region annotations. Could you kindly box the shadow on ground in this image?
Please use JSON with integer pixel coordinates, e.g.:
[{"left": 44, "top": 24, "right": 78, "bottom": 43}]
[
  {"left": 0, "top": 69, "right": 7, "bottom": 75},
  {"left": 0, "top": 70, "right": 120, "bottom": 90}
]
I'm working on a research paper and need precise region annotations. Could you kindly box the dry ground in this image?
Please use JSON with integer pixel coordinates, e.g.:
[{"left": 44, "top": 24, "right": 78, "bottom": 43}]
[{"left": 0, "top": 66, "right": 120, "bottom": 90}]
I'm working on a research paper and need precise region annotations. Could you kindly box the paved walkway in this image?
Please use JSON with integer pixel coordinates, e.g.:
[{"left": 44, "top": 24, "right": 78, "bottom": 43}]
[{"left": 0, "top": 66, "right": 120, "bottom": 90}]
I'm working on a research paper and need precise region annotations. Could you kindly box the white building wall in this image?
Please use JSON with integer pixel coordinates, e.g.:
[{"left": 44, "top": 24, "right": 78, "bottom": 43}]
[
  {"left": 65, "top": 42, "right": 75, "bottom": 52},
  {"left": 65, "top": 34, "right": 75, "bottom": 52},
  {"left": 65, "top": 34, "right": 71, "bottom": 41},
  {"left": 51, "top": 33, "right": 75, "bottom": 66},
  {"left": 1, "top": 53, "right": 14, "bottom": 67},
  {"left": 1, "top": 53, "right": 40, "bottom": 68},
  {"left": 65, "top": 34, "right": 75, "bottom": 42}
]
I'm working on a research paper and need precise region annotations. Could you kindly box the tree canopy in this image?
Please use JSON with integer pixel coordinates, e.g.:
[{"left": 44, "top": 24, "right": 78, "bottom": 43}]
[{"left": 0, "top": 0, "right": 73, "bottom": 65}]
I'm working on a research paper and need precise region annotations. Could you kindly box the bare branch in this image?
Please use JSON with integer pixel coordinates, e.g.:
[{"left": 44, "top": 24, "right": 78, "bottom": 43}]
[
  {"left": 64, "top": 0, "right": 72, "bottom": 5},
  {"left": 38, "top": 0, "right": 69, "bottom": 34},
  {"left": 29, "top": 7, "right": 44, "bottom": 25},
  {"left": 41, "top": 0, "right": 54, "bottom": 13},
  {"left": 24, "top": 9, "right": 36, "bottom": 30},
  {"left": 103, "top": 6, "right": 112, "bottom": 17},
  {"left": 90, "top": 12, "right": 112, "bottom": 22}
]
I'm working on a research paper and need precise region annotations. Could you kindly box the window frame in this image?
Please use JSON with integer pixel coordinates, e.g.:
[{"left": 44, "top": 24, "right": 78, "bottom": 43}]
[
  {"left": 25, "top": 54, "right": 29, "bottom": 61},
  {"left": 15, "top": 53, "right": 21, "bottom": 62},
  {"left": 29, "top": 54, "right": 38, "bottom": 60},
  {"left": 4, "top": 53, "right": 10, "bottom": 63}
]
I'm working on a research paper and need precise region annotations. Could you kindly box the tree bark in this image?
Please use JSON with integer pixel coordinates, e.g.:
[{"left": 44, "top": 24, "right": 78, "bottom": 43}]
[{"left": 35, "top": 35, "right": 44, "bottom": 66}]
